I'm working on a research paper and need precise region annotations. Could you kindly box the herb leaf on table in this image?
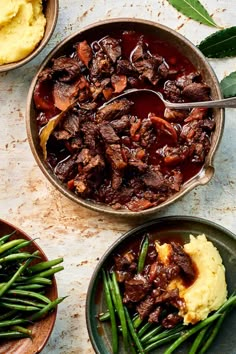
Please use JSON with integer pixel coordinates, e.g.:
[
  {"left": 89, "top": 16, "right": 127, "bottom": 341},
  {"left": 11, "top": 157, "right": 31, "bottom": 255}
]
[
  {"left": 166, "top": 0, "right": 219, "bottom": 28},
  {"left": 220, "top": 72, "right": 236, "bottom": 98},
  {"left": 198, "top": 27, "right": 236, "bottom": 58}
]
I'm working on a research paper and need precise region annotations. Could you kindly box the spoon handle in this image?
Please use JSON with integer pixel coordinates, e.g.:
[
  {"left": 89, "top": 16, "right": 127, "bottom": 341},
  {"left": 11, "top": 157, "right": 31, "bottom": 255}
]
[{"left": 166, "top": 96, "right": 236, "bottom": 109}]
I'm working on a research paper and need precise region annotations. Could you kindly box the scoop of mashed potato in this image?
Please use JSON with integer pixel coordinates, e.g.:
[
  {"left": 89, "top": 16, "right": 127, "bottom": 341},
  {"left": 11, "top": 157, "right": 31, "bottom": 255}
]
[
  {"left": 179, "top": 234, "right": 227, "bottom": 324},
  {"left": 156, "top": 234, "right": 227, "bottom": 325},
  {"left": 0, "top": 0, "right": 46, "bottom": 65}
]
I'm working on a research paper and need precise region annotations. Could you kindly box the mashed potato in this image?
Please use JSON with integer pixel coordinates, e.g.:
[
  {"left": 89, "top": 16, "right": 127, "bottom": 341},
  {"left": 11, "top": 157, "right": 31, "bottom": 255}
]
[
  {"left": 156, "top": 234, "right": 227, "bottom": 325},
  {"left": 0, "top": 0, "right": 46, "bottom": 65}
]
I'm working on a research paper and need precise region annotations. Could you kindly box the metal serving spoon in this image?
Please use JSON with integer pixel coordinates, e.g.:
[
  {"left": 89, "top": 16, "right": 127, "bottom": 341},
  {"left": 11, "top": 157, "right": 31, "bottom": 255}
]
[{"left": 106, "top": 88, "right": 236, "bottom": 109}]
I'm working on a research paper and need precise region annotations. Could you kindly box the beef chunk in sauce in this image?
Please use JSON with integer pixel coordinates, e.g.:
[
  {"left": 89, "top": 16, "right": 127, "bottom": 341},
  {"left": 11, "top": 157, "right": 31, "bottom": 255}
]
[
  {"left": 96, "top": 99, "right": 133, "bottom": 122},
  {"left": 123, "top": 274, "right": 152, "bottom": 303}
]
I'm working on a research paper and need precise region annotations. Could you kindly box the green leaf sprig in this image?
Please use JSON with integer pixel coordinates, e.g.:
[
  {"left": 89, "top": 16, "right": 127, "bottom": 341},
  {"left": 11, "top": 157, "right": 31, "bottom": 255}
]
[
  {"left": 198, "top": 26, "right": 236, "bottom": 58},
  {"left": 166, "top": 0, "right": 219, "bottom": 28},
  {"left": 220, "top": 72, "right": 236, "bottom": 98}
]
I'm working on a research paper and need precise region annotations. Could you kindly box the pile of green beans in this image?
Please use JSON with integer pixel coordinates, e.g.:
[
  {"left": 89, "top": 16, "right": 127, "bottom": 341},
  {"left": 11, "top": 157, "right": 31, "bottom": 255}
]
[
  {"left": 0, "top": 231, "right": 65, "bottom": 340},
  {"left": 99, "top": 235, "right": 236, "bottom": 353}
]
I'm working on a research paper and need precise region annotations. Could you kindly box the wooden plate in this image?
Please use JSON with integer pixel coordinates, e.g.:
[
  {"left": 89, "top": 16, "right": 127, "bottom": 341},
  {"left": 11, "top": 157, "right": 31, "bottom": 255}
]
[{"left": 0, "top": 219, "right": 58, "bottom": 354}]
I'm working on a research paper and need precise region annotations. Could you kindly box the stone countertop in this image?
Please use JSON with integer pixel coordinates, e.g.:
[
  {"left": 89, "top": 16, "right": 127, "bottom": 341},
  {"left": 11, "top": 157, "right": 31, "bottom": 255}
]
[{"left": 0, "top": 0, "right": 236, "bottom": 353}]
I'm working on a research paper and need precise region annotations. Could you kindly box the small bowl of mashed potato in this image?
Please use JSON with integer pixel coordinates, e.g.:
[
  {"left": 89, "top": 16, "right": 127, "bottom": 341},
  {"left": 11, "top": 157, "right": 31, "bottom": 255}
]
[{"left": 0, "top": 0, "right": 58, "bottom": 72}]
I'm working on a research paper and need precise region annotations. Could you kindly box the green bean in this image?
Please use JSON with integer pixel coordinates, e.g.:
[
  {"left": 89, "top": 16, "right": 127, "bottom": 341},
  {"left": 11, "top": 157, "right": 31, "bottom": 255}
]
[
  {"left": 163, "top": 312, "right": 221, "bottom": 354},
  {"left": 138, "top": 321, "right": 153, "bottom": 338},
  {"left": 11, "top": 325, "right": 32, "bottom": 336},
  {"left": 2, "top": 239, "right": 36, "bottom": 257},
  {"left": 199, "top": 311, "right": 229, "bottom": 354},
  {"left": 0, "top": 251, "right": 39, "bottom": 297},
  {"left": 137, "top": 235, "right": 149, "bottom": 273},
  {"left": 0, "top": 331, "right": 30, "bottom": 339},
  {"left": 15, "top": 284, "right": 45, "bottom": 290},
  {"left": 0, "top": 239, "right": 26, "bottom": 255},
  {"left": 0, "top": 252, "right": 38, "bottom": 264},
  {"left": 133, "top": 315, "right": 142, "bottom": 329},
  {"left": 107, "top": 274, "right": 118, "bottom": 309},
  {"left": 17, "top": 277, "right": 52, "bottom": 285},
  {"left": 1, "top": 296, "right": 45, "bottom": 308},
  {"left": 0, "top": 301, "right": 41, "bottom": 311},
  {"left": 28, "top": 296, "right": 66, "bottom": 321},
  {"left": 140, "top": 324, "right": 163, "bottom": 343},
  {"left": 0, "top": 309, "right": 17, "bottom": 321},
  {"left": 124, "top": 306, "right": 145, "bottom": 353},
  {"left": 24, "top": 266, "right": 64, "bottom": 282},
  {"left": 7, "top": 289, "right": 51, "bottom": 304},
  {"left": 0, "top": 318, "right": 28, "bottom": 328},
  {"left": 144, "top": 331, "right": 182, "bottom": 352},
  {"left": 189, "top": 325, "right": 210, "bottom": 354},
  {"left": 102, "top": 269, "right": 118, "bottom": 354},
  {"left": 0, "top": 231, "right": 16, "bottom": 245},
  {"left": 145, "top": 324, "right": 185, "bottom": 344},
  {"left": 111, "top": 271, "right": 128, "bottom": 349},
  {"left": 28, "top": 258, "right": 63, "bottom": 274},
  {"left": 98, "top": 310, "right": 110, "bottom": 321}
]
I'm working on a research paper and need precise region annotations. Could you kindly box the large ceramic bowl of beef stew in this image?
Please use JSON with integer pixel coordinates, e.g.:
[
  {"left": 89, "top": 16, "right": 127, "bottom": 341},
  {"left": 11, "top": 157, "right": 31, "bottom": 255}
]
[{"left": 26, "top": 18, "right": 224, "bottom": 216}]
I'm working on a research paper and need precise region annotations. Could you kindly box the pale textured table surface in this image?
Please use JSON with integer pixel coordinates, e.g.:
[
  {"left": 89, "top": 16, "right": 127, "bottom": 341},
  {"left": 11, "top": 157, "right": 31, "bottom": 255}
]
[{"left": 1, "top": 0, "right": 236, "bottom": 353}]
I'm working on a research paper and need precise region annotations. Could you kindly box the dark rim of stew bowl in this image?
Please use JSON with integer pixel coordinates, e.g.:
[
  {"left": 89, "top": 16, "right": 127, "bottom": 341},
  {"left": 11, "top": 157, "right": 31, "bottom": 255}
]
[{"left": 26, "top": 18, "right": 224, "bottom": 217}]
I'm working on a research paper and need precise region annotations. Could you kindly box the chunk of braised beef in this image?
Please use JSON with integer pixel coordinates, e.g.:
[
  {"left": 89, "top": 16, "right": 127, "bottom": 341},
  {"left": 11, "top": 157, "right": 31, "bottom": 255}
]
[
  {"left": 175, "top": 72, "right": 200, "bottom": 89},
  {"left": 170, "top": 242, "right": 196, "bottom": 281},
  {"left": 130, "top": 37, "right": 145, "bottom": 62},
  {"left": 111, "top": 74, "right": 127, "bottom": 93},
  {"left": 110, "top": 115, "right": 130, "bottom": 132},
  {"left": 148, "top": 306, "right": 162, "bottom": 323},
  {"left": 142, "top": 168, "right": 165, "bottom": 190},
  {"left": 54, "top": 156, "right": 77, "bottom": 182},
  {"left": 111, "top": 170, "right": 123, "bottom": 190},
  {"left": 81, "top": 122, "right": 98, "bottom": 149},
  {"left": 123, "top": 274, "right": 151, "bottom": 303},
  {"left": 133, "top": 57, "right": 162, "bottom": 85},
  {"left": 53, "top": 130, "right": 71, "bottom": 140},
  {"left": 182, "top": 82, "right": 210, "bottom": 102},
  {"left": 136, "top": 295, "right": 155, "bottom": 320},
  {"left": 126, "top": 198, "right": 154, "bottom": 212},
  {"left": 62, "top": 112, "right": 80, "bottom": 136},
  {"left": 128, "top": 159, "right": 148, "bottom": 172},
  {"left": 53, "top": 75, "right": 90, "bottom": 111},
  {"left": 114, "top": 251, "right": 136, "bottom": 271},
  {"left": 155, "top": 288, "right": 180, "bottom": 304},
  {"left": 116, "top": 59, "right": 136, "bottom": 75},
  {"left": 100, "top": 36, "right": 122, "bottom": 63},
  {"left": 51, "top": 57, "right": 81, "bottom": 82},
  {"left": 161, "top": 145, "right": 190, "bottom": 166},
  {"left": 83, "top": 154, "right": 105, "bottom": 173},
  {"left": 164, "top": 80, "right": 181, "bottom": 102},
  {"left": 162, "top": 313, "right": 183, "bottom": 329},
  {"left": 167, "top": 170, "right": 183, "bottom": 192},
  {"left": 99, "top": 123, "right": 120, "bottom": 144},
  {"left": 96, "top": 99, "right": 133, "bottom": 123},
  {"left": 76, "top": 148, "right": 92, "bottom": 165},
  {"left": 90, "top": 51, "right": 114, "bottom": 78},
  {"left": 184, "top": 107, "right": 208, "bottom": 122},
  {"left": 90, "top": 78, "right": 111, "bottom": 100},
  {"left": 105, "top": 144, "right": 127, "bottom": 170},
  {"left": 164, "top": 108, "right": 189, "bottom": 121},
  {"left": 77, "top": 40, "right": 92, "bottom": 68}
]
